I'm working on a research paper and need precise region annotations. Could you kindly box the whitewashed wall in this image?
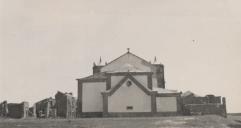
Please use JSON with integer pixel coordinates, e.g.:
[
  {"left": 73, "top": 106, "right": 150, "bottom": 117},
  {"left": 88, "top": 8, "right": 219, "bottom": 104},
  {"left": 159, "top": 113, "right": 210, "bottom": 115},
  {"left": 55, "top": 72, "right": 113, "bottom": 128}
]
[
  {"left": 156, "top": 97, "right": 177, "bottom": 112},
  {"left": 133, "top": 75, "right": 148, "bottom": 88},
  {"left": 82, "top": 82, "right": 106, "bottom": 112},
  {"left": 108, "top": 79, "right": 151, "bottom": 112},
  {"left": 111, "top": 76, "right": 124, "bottom": 88}
]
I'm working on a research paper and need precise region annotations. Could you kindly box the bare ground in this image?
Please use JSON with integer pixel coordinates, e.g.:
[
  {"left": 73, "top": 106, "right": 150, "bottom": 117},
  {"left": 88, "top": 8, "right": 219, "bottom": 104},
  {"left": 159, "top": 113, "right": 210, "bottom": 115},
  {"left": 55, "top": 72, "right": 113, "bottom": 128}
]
[{"left": 0, "top": 115, "right": 241, "bottom": 128}]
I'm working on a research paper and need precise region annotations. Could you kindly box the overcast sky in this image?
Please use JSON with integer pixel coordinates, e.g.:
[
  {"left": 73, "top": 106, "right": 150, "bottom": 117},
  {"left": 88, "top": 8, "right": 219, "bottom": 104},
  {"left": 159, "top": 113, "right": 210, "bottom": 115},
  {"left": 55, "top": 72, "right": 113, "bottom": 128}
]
[{"left": 0, "top": 0, "right": 241, "bottom": 113}]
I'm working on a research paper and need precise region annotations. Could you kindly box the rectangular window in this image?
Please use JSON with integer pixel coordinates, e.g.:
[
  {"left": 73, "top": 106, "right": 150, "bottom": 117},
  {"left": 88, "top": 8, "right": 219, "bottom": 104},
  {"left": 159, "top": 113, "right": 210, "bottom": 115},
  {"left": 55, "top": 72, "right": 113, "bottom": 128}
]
[{"left": 126, "top": 106, "right": 133, "bottom": 110}]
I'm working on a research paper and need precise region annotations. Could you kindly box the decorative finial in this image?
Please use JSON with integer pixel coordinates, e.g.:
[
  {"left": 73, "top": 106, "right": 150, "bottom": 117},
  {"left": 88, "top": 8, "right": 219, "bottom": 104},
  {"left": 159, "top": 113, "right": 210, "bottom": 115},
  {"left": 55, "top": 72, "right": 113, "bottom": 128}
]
[
  {"left": 127, "top": 48, "right": 130, "bottom": 53},
  {"left": 154, "top": 56, "right": 157, "bottom": 63},
  {"left": 99, "top": 56, "right": 102, "bottom": 64},
  {"left": 93, "top": 62, "right": 96, "bottom": 66}
]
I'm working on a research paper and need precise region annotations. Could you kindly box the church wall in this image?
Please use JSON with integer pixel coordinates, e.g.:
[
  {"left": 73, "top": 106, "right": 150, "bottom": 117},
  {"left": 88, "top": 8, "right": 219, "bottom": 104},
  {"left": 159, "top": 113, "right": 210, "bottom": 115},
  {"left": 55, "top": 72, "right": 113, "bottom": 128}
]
[
  {"left": 108, "top": 79, "right": 151, "bottom": 112},
  {"left": 152, "top": 77, "right": 158, "bottom": 89},
  {"left": 133, "top": 75, "right": 148, "bottom": 89},
  {"left": 82, "top": 82, "right": 106, "bottom": 112},
  {"left": 111, "top": 76, "right": 124, "bottom": 88},
  {"left": 156, "top": 97, "right": 177, "bottom": 112}
]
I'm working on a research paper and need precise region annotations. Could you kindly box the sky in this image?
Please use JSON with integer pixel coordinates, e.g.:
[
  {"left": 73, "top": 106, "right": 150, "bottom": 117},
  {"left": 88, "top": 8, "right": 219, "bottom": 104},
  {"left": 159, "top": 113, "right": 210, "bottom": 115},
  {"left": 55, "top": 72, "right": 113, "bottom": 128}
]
[{"left": 0, "top": 0, "right": 241, "bottom": 113}]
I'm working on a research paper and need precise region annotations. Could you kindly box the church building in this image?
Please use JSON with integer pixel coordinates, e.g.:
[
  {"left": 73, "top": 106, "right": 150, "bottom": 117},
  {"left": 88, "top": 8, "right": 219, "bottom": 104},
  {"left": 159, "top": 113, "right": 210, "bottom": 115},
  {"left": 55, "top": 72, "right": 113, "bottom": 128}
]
[{"left": 76, "top": 50, "right": 182, "bottom": 117}]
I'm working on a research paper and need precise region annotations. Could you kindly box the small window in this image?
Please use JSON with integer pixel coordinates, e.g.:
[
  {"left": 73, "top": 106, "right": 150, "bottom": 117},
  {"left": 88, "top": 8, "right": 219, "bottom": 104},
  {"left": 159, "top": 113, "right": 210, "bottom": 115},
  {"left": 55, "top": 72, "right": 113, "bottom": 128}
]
[
  {"left": 126, "top": 106, "right": 133, "bottom": 110},
  {"left": 126, "top": 81, "right": 132, "bottom": 87}
]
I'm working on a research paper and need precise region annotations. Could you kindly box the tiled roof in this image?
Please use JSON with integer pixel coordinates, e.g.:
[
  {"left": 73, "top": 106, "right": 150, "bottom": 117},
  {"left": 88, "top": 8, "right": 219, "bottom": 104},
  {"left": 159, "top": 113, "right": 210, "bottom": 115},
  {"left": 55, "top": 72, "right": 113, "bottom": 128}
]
[
  {"left": 104, "top": 52, "right": 152, "bottom": 68},
  {"left": 78, "top": 72, "right": 107, "bottom": 80},
  {"left": 101, "top": 51, "right": 156, "bottom": 73},
  {"left": 181, "top": 91, "right": 200, "bottom": 97},
  {"left": 152, "top": 88, "right": 179, "bottom": 94},
  {"left": 107, "top": 63, "right": 147, "bottom": 73}
]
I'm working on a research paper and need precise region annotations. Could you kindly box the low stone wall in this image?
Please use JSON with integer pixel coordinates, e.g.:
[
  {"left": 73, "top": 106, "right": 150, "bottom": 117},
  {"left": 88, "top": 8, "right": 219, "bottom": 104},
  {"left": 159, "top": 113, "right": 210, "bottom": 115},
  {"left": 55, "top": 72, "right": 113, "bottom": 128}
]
[
  {"left": 182, "top": 97, "right": 227, "bottom": 117},
  {"left": 182, "top": 95, "right": 221, "bottom": 105}
]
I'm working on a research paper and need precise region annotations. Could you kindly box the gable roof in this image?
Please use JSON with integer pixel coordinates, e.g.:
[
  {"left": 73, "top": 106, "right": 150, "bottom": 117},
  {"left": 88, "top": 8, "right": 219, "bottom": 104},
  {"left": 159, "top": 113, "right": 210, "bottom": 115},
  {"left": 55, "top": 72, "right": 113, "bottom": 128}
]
[
  {"left": 106, "top": 52, "right": 151, "bottom": 66},
  {"left": 105, "top": 74, "right": 152, "bottom": 96},
  {"left": 101, "top": 52, "right": 155, "bottom": 73},
  {"left": 112, "top": 63, "right": 144, "bottom": 72}
]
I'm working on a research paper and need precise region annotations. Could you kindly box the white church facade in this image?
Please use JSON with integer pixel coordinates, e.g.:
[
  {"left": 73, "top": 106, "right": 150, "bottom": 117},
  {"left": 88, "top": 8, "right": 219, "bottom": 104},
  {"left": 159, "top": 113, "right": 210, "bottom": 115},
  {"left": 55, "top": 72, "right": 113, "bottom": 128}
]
[{"left": 76, "top": 50, "right": 182, "bottom": 117}]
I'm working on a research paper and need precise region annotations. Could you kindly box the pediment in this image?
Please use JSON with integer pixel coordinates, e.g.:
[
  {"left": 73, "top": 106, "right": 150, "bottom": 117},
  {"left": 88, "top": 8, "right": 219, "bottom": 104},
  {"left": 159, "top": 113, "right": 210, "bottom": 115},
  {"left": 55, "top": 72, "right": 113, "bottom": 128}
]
[
  {"left": 101, "top": 52, "right": 154, "bottom": 73},
  {"left": 106, "top": 74, "right": 151, "bottom": 96}
]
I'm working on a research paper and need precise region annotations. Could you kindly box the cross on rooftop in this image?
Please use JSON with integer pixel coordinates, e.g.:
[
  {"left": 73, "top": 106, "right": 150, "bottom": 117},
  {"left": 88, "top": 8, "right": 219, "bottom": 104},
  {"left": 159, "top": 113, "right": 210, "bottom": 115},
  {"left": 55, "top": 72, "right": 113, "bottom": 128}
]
[{"left": 127, "top": 48, "right": 130, "bottom": 53}]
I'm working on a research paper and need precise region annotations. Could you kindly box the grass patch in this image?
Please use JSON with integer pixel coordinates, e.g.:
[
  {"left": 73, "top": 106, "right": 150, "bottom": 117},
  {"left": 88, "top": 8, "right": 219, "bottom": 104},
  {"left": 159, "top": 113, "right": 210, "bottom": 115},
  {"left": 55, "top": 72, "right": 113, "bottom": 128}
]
[{"left": 0, "top": 115, "right": 240, "bottom": 128}]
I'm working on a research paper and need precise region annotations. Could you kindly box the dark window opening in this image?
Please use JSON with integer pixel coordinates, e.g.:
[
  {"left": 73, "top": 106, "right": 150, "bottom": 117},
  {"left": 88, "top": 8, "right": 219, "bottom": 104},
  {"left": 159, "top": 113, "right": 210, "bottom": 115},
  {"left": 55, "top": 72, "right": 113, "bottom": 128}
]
[{"left": 126, "top": 106, "right": 133, "bottom": 110}]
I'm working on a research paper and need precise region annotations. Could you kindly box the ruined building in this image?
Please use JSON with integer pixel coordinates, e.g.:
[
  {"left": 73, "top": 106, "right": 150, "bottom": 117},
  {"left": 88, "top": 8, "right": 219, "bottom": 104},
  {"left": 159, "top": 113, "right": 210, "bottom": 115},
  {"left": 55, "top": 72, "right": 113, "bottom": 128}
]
[
  {"left": 28, "top": 104, "right": 36, "bottom": 117},
  {"left": 55, "top": 91, "right": 77, "bottom": 118},
  {"left": 35, "top": 97, "right": 56, "bottom": 118},
  {"left": 7, "top": 102, "right": 29, "bottom": 119},
  {"left": 0, "top": 101, "right": 29, "bottom": 119},
  {"left": 181, "top": 91, "right": 227, "bottom": 117}
]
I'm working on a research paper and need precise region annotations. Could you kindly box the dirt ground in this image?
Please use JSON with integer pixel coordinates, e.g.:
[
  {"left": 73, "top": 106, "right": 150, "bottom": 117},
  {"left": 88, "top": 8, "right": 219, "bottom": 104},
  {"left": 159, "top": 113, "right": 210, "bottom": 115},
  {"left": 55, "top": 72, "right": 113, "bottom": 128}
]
[{"left": 0, "top": 115, "right": 241, "bottom": 128}]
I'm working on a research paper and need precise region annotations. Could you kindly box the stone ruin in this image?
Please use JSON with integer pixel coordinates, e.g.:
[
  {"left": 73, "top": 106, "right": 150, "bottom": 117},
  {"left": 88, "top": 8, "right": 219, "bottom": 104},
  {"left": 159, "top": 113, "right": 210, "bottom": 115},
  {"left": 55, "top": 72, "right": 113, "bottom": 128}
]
[
  {"left": 32, "top": 91, "right": 77, "bottom": 118},
  {"left": 55, "top": 91, "right": 77, "bottom": 118},
  {"left": 0, "top": 101, "right": 29, "bottom": 119},
  {"left": 35, "top": 97, "right": 56, "bottom": 118},
  {"left": 0, "top": 101, "right": 8, "bottom": 117},
  {"left": 0, "top": 90, "right": 227, "bottom": 119},
  {"left": 181, "top": 91, "right": 227, "bottom": 117}
]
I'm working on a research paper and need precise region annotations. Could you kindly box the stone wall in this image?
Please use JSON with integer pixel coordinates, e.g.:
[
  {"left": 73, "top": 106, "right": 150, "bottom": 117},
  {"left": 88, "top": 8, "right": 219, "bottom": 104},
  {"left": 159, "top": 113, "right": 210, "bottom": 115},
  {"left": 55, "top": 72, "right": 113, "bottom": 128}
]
[
  {"left": 7, "top": 102, "right": 29, "bottom": 119},
  {"left": 55, "top": 91, "right": 77, "bottom": 118},
  {"left": 183, "top": 103, "right": 226, "bottom": 117},
  {"left": 35, "top": 98, "right": 56, "bottom": 118},
  {"left": 28, "top": 104, "right": 36, "bottom": 117},
  {"left": 182, "top": 96, "right": 227, "bottom": 117},
  {"left": 0, "top": 101, "right": 8, "bottom": 117},
  {"left": 182, "top": 95, "right": 221, "bottom": 105},
  {"left": 66, "top": 95, "right": 77, "bottom": 118}
]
